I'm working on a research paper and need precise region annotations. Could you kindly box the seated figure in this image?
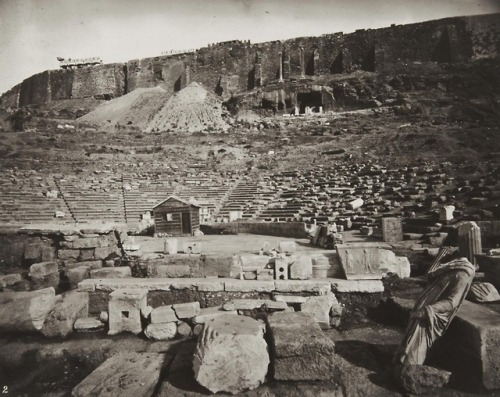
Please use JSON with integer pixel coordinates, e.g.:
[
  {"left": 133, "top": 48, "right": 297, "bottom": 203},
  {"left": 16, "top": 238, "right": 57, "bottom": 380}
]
[{"left": 394, "top": 254, "right": 476, "bottom": 366}]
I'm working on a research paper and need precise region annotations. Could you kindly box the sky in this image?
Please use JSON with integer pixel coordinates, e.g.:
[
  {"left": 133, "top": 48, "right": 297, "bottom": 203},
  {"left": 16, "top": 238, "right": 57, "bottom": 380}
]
[{"left": 0, "top": 0, "right": 499, "bottom": 95}]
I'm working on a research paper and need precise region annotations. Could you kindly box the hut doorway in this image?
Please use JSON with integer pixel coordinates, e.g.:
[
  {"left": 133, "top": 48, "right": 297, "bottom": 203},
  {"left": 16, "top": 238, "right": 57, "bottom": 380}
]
[{"left": 181, "top": 212, "right": 191, "bottom": 234}]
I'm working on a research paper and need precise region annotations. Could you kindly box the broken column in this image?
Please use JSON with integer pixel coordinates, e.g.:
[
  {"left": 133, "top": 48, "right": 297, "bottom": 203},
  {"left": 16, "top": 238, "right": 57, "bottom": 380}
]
[
  {"left": 164, "top": 238, "right": 178, "bottom": 254},
  {"left": 299, "top": 46, "right": 305, "bottom": 79},
  {"left": 193, "top": 314, "right": 269, "bottom": 394},
  {"left": 278, "top": 51, "right": 284, "bottom": 82},
  {"left": 439, "top": 205, "right": 455, "bottom": 223},
  {"left": 458, "top": 221, "right": 482, "bottom": 265},
  {"left": 108, "top": 289, "right": 147, "bottom": 335},
  {"left": 382, "top": 217, "right": 403, "bottom": 243}
]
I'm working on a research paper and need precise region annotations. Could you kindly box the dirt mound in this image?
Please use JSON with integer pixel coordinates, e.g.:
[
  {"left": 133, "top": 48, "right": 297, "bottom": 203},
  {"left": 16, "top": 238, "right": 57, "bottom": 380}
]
[
  {"left": 146, "top": 82, "right": 229, "bottom": 133},
  {"left": 78, "top": 87, "right": 169, "bottom": 129}
]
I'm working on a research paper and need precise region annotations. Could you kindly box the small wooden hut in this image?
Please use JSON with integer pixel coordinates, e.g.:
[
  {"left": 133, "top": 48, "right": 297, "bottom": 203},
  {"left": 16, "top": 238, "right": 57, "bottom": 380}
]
[{"left": 153, "top": 196, "right": 200, "bottom": 236}]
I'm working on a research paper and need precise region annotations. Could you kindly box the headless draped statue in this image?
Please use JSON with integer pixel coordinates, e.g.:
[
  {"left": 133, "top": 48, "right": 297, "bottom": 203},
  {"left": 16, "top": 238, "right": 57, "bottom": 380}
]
[{"left": 394, "top": 257, "right": 476, "bottom": 366}]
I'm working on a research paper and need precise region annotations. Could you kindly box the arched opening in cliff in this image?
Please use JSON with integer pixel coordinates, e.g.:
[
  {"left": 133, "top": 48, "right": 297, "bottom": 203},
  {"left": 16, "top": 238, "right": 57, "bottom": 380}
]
[
  {"left": 434, "top": 29, "right": 452, "bottom": 63},
  {"left": 215, "top": 77, "right": 224, "bottom": 96},
  {"left": 297, "top": 92, "right": 322, "bottom": 114},
  {"left": 247, "top": 67, "right": 255, "bottom": 90},
  {"left": 361, "top": 46, "right": 375, "bottom": 72},
  {"left": 331, "top": 51, "right": 343, "bottom": 74},
  {"left": 174, "top": 76, "right": 182, "bottom": 92},
  {"left": 306, "top": 52, "right": 315, "bottom": 76}
]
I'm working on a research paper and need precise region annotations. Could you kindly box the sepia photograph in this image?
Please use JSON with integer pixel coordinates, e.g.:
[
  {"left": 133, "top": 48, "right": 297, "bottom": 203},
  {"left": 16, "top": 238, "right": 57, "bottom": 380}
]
[{"left": 0, "top": 0, "right": 499, "bottom": 395}]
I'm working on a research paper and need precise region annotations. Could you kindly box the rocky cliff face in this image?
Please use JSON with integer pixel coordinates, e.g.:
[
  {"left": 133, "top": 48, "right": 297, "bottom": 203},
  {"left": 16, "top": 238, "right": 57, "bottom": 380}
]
[{"left": 1, "top": 13, "right": 499, "bottom": 111}]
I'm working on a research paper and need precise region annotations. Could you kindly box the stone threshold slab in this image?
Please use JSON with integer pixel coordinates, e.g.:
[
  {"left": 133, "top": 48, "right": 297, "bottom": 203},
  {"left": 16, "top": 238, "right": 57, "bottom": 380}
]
[{"left": 78, "top": 277, "right": 383, "bottom": 294}]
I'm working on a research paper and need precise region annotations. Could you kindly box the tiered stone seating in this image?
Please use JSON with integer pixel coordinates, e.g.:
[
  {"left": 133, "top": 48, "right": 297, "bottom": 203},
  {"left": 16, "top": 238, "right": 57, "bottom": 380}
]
[
  {"left": 217, "top": 179, "right": 279, "bottom": 220},
  {"left": 0, "top": 172, "right": 72, "bottom": 224},
  {"left": 57, "top": 174, "right": 125, "bottom": 223},
  {"left": 123, "top": 173, "right": 175, "bottom": 224}
]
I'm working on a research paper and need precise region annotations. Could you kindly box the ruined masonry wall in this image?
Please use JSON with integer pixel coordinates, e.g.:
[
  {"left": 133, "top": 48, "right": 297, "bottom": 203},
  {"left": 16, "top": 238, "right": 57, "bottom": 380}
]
[
  {"left": 0, "top": 227, "right": 122, "bottom": 271},
  {"left": 3, "top": 13, "right": 499, "bottom": 107}
]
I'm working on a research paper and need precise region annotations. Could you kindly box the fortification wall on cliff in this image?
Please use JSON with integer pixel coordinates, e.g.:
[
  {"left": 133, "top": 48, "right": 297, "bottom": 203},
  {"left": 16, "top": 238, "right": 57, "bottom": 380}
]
[{"left": 2, "top": 13, "right": 499, "bottom": 109}]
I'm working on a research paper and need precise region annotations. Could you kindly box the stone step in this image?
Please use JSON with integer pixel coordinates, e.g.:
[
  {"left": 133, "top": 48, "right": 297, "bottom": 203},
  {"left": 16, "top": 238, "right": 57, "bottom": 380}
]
[{"left": 71, "top": 352, "right": 165, "bottom": 397}]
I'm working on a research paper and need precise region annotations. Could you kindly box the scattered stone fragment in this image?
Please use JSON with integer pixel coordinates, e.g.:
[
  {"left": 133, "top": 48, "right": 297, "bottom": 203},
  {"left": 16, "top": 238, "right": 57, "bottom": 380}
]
[
  {"left": 222, "top": 299, "right": 288, "bottom": 311},
  {"left": 379, "top": 249, "right": 411, "bottom": 278},
  {"left": 151, "top": 305, "right": 177, "bottom": 324},
  {"left": 278, "top": 241, "right": 296, "bottom": 255},
  {"left": 28, "top": 261, "right": 60, "bottom": 290},
  {"left": 173, "top": 301, "right": 200, "bottom": 319},
  {"left": 98, "top": 311, "right": 108, "bottom": 323},
  {"left": 0, "top": 273, "right": 23, "bottom": 288},
  {"left": 74, "top": 317, "right": 104, "bottom": 332},
  {"left": 41, "top": 291, "right": 89, "bottom": 338},
  {"left": 193, "top": 306, "right": 237, "bottom": 324},
  {"left": 141, "top": 305, "right": 153, "bottom": 319},
  {"left": 267, "top": 312, "right": 337, "bottom": 381},
  {"left": 289, "top": 256, "right": 313, "bottom": 280},
  {"left": 193, "top": 314, "right": 269, "bottom": 394},
  {"left": 108, "top": 289, "right": 147, "bottom": 335},
  {"left": 467, "top": 282, "right": 500, "bottom": 303},
  {"left": 144, "top": 322, "right": 177, "bottom": 340},
  {"left": 90, "top": 267, "right": 131, "bottom": 279},
  {"left": 177, "top": 321, "right": 192, "bottom": 337},
  {"left": 71, "top": 352, "right": 165, "bottom": 397},
  {"left": 397, "top": 365, "right": 451, "bottom": 395},
  {"left": 0, "top": 287, "right": 57, "bottom": 332},
  {"left": 67, "top": 266, "right": 90, "bottom": 289},
  {"left": 300, "top": 292, "right": 341, "bottom": 329}
]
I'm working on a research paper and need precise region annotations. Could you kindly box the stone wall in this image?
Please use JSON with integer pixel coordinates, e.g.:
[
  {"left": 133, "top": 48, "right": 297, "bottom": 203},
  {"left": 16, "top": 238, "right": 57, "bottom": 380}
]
[
  {"left": 220, "top": 221, "right": 308, "bottom": 239},
  {"left": 0, "top": 225, "right": 122, "bottom": 272},
  {"left": 2, "top": 13, "right": 499, "bottom": 108}
]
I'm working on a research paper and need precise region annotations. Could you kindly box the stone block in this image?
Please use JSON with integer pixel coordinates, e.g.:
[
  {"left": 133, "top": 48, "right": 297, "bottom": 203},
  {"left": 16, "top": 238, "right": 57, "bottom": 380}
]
[
  {"left": 76, "top": 260, "right": 103, "bottom": 270},
  {"left": 382, "top": 217, "right": 403, "bottom": 242},
  {"left": 74, "top": 317, "right": 104, "bottom": 332},
  {"left": 164, "top": 238, "right": 178, "bottom": 254},
  {"left": 224, "top": 280, "right": 275, "bottom": 293},
  {"left": 397, "top": 365, "right": 451, "bottom": 395},
  {"left": 70, "top": 236, "right": 109, "bottom": 249},
  {"left": 196, "top": 255, "right": 238, "bottom": 278},
  {"left": 144, "top": 322, "right": 177, "bottom": 340},
  {"left": 29, "top": 262, "right": 59, "bottom": 290},
  {"left": 274, "top": 257, "right": 288, "bottom": 280},
  {"left": 193, "top": 314, "right": 269, "bottom": 394},
  {"left": 273, "top": 294, "right": 309, "bottom": 304},
  {"left": 330, "top": 279, "right": 384, "bottom": 293},
  {"left": 151, "top": 305, "right": 178, "bottom": 324},
  {"left": 71, "top": 352, "right": 165, "bottom": 397},
  {"left": 108, "top": 289, "right": 148, "bottom": 335},
  {"left": 193, "top": 306, "right": 237, "bottom": 324},
  {"left": 467, "top": 282, "right": 500, "bottom": 303},
  {"left": 0, "top": 287, "right": 56, "bottom": 332},
  {"left": 177, "top": 321, "right": 192, "bottom": 337},
  {"left": 278, "top": 241, "right": 296, "bottom": 255},
  {"left": 58, "top": 249, "right": 80, "bottom": 260},
  {"left": 29, "top": 261, "right": 58, "bottom": 277},
  {"left": 90, "top": 267, "right": 131, "bottom": 279},
  {"left": 222, "top": 299, "right": 288, "bottom": 311},
  {"left": 266, "top": 312, "right": 337, "bottom": 380},
  {"left": 336, "top": 245, "right": 382, "bottom": 280},
  {"left": 24, "top": 243, "right": 43, "bottom": 260},
  {"left": 300, "top": 292, "right": 341, "bottom": 329},
  {"left": 444, "top": 300, "right": 500, "bottom": 389},
  {"left": 289, "top": 256, "right": 313, "bottom": 280},
  {"left": 79, "top": 249, "right": 95, "bottom": 261},
  {"left": 67, "top": 266, "right": 90, "bottom": 290},
  {"left": 274, "top": 280, "right": 331, "bottom": 295},
  {"left": 173, "top": 301, "right": 200, "bottom": 319},
  {"left": 41, "top": 291, "right": 89, "bottom": 338},
  {"left": 196, "top": 280, "right": 225, "bottom": 292},
  {"left": 0, "top": 273, "right": 23, "bottom": 288},
  {"left": 94, "top": 246, "right": 116, "bottom": 260},
  {"left": 379, "top": 249, "right": 411, "bottom": 278},
  {"left": 239, "top": 254, "right": 270, "bottom": 271},
  {"left": 256, "top": 269, "right": 274, "bottom": 281},
  {"left": 147, "top": 263, "right": 190, "bottom": 278}
]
